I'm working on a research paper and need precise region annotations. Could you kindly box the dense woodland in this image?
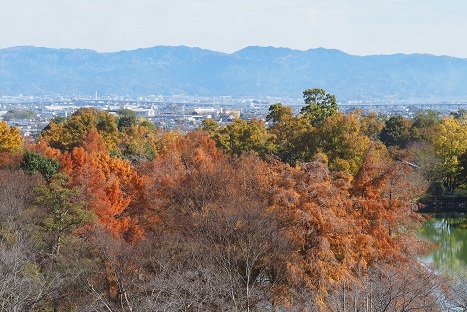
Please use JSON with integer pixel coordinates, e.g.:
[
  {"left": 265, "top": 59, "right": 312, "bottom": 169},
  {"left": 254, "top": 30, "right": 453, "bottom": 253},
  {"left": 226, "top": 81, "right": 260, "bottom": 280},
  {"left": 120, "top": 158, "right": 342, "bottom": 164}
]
[{"left": 0, "top": 89, "right": 466, "bottom": 311}]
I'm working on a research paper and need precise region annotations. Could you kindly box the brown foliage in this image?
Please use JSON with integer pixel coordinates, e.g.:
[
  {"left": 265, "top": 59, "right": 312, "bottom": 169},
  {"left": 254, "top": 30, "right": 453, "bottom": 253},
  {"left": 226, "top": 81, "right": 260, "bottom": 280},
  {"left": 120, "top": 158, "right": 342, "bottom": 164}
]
[
  {"left": 270, "top": 161, "right": 359, "bottom": 295},
  {"left": 3, "top": 124, "right": 447, "bottom": 310},
  {"left": 268, "top": 147, "right": 431, "bottom": 305},
  {"left": 138, "top": 132, "right": 291, "bottom": 309},
  {"left": 0, "top": 151, "right": 23, "bottom": 169}
]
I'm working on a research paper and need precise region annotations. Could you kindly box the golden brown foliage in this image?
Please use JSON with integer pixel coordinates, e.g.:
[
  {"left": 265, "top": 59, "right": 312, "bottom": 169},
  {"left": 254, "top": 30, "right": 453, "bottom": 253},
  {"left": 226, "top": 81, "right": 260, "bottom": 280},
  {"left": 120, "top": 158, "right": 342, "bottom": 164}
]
[{"left": 5, "top": 116, "right": 446, "bottom": 310}]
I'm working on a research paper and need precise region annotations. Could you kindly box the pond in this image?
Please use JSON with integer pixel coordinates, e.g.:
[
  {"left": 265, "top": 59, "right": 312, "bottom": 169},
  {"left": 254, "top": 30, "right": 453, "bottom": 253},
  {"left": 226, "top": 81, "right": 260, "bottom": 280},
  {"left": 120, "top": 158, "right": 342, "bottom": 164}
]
[{"left": 418, "top": 213, "right": 467, "bottom": 277}]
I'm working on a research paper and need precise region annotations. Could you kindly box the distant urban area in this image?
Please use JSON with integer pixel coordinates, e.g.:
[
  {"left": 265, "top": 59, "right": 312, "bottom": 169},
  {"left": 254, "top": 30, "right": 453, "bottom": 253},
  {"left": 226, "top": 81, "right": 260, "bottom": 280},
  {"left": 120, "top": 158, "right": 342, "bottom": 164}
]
[{"left": 1, "top": 93, "right": 467, "bottom": 138}]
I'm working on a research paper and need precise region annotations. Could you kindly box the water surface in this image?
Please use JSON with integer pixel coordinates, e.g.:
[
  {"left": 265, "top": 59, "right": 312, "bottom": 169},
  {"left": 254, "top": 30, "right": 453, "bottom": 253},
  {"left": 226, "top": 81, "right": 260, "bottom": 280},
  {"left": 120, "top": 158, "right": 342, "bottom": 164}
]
[{"left": 418, "top": 213, "right": 467, "bottom": 276}]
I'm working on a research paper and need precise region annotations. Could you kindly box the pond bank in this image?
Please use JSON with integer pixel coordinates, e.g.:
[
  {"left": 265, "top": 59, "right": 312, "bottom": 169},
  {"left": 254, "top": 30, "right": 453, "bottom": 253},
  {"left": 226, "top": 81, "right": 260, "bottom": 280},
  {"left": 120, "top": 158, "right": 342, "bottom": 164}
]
[{"left": 418, "top": 197, "right": 467, "bottom": 213}]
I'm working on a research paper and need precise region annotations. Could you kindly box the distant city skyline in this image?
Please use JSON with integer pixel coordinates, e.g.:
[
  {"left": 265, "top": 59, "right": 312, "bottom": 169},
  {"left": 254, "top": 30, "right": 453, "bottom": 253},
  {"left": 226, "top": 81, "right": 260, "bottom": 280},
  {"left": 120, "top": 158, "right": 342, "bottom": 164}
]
[{"left": 1, "top": 0, "right": 466, "bottom": 58}]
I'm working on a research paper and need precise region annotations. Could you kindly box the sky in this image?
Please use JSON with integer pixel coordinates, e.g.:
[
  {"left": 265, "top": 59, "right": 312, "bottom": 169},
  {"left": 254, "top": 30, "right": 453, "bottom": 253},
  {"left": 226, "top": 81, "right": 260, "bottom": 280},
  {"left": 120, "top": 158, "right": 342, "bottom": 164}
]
[{"left": 0, "top": 0, "right": 466, "bottom": 58}]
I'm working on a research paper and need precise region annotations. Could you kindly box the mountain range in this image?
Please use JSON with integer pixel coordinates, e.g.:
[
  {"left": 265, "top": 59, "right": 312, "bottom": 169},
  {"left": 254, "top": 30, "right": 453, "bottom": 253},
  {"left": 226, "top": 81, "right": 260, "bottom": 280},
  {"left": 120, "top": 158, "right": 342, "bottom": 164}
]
[{"left": 1, "top": 45, "right": 467, "bottom": 101}]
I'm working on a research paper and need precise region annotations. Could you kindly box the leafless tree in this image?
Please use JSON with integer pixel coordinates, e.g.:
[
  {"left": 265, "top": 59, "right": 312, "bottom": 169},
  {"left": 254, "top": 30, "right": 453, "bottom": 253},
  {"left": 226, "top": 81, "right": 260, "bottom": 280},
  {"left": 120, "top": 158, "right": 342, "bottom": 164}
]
[
  {"left": 325, "top": 261, "right": 445, "bottom": 312},
  {"left": 197, "top": 197, "right": 289, "bottom": 311},
  {"left": 445, "top": 271, "right": 467, "bottom": 311},
  {"left": 0, "top": 232, "right": 69, "bottom": 312},
  {"left": 0, "top": 170, "right": 74, "bottom": 311}
]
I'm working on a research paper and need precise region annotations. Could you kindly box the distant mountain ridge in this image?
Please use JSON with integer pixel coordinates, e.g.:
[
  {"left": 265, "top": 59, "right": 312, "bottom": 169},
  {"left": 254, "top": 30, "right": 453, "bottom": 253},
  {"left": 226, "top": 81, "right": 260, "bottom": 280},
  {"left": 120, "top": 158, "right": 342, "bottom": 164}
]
[{"left": 1, "top": 45, "right": 467, "bottom": 101}]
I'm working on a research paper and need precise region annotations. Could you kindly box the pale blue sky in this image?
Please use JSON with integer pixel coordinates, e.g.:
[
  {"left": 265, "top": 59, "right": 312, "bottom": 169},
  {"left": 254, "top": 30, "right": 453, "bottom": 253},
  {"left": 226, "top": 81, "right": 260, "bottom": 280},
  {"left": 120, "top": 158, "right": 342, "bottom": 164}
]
[{"left": 0, "top": 0, "right": 466, "bottom": 57}]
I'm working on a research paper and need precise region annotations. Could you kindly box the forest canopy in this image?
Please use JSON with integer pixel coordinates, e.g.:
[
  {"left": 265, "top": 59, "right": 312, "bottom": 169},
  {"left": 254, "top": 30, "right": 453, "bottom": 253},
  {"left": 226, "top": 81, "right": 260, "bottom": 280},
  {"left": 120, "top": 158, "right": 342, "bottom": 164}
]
[{"left": 0, "top": 91, "right": 466, "bottom": 311}]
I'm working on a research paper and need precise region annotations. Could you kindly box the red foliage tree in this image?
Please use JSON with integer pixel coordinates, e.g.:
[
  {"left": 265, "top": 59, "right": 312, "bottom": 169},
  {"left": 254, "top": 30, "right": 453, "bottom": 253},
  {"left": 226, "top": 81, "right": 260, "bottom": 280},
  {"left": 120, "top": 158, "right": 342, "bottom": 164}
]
[{"left": 60, "top": 128, "right": 143, "bottom": 242}]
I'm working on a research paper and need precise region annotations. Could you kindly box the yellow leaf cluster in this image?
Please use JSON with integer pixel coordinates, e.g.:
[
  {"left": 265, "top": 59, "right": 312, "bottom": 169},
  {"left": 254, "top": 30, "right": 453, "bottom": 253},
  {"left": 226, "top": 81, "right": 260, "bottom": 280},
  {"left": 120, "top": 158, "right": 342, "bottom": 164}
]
[{"left": 0, "top": 121, "right": 23, "bottom": 152}]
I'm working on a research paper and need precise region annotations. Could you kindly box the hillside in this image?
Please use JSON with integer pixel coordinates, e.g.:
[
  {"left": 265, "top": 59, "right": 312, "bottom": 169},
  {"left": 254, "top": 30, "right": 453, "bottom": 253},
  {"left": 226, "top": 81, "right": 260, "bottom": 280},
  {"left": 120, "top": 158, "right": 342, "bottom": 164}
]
[
  {"left": 2, "top": 106, "right": 463, "bottom": 310},
  {"left": 1, "top": 45, "right": 467, "bottom": 100}
]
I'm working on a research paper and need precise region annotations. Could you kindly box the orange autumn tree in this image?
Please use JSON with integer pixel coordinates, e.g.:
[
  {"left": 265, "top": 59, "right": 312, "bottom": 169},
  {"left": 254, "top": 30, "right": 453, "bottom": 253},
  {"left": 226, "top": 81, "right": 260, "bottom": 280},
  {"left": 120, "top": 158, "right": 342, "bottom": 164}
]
[
  {"left": 351, "top": 142, "right": 429, "bottom": 263},
  {"left": 268, "top": 143, "right": 430, "bottom": 304},
  {"left": 56, "top": 128, "right": 147, "bottom": 308},
  {"left": 60, "top": 128, "right": 143, "bottom": 242},
  {"left": 269, "top": 160, "right": 360, "bottom": 298},
  {"left": 138, "top": 131, "right": 230, "bottom": 232}
]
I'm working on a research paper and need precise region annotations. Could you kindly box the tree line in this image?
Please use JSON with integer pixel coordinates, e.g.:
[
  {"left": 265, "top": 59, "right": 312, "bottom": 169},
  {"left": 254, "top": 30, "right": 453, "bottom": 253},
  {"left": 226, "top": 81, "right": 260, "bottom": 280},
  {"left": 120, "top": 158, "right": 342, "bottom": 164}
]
[
  {"left": 0, "top": 89, "right": 466, "bottom": 311},
  {"left": 203, "top": 89, "right": 466, "bottom": 196}
]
